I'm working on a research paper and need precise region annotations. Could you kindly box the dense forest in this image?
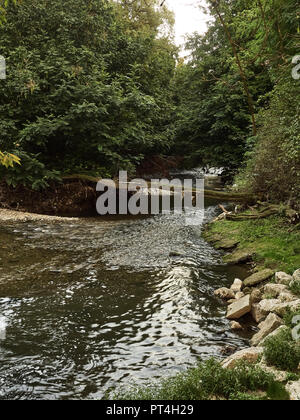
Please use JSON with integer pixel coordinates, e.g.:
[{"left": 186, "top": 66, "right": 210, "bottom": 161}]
[{"left": 0, "top": 0, "right": 299, "bottom": 204}]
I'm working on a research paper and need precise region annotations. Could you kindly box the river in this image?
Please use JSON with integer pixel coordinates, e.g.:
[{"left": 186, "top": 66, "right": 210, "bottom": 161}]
[{"left": 0, "top": 176, "right": 252, "bottom": 400}]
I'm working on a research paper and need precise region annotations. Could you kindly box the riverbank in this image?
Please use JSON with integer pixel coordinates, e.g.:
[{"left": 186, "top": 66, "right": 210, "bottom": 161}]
[
  {"left": 0, "top": 179, "right": 97, "bottom": 217},
  {"left": 204, "top": 213, "right": 300, "bottom": 275},
  {"left": 113, "top": 210, "right": 300, "bottom": 400},
  {"left": 0, "top": 208, "right": 80, "bottom": 223}
]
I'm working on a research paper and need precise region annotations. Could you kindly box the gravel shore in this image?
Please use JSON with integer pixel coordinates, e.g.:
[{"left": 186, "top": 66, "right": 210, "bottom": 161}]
[{"left": 0, "top": 209, "right": 79, "bottom": 223}]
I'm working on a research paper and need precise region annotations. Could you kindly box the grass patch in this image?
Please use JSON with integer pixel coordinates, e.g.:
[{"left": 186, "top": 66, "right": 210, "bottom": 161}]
[
  {"left": 112, "top": 359, "right": 289, "bottom": 401},
  {"left": 204, "top": 215, "right": 300, "bottom": 274},
  {"left": 263, "top": 328, "right": 300, "bottom": 372}
]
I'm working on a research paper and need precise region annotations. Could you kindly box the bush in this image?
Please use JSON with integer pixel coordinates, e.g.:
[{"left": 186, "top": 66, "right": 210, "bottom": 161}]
[
  {"left": 236, "top": 73, "right": 300, "bottom": 206},
  {"left": 263, "top": 329, "right": 300, "bottom": 372},
  {"left": 0, "top": 151, "right": 61, "bottom": 190},
  {"left": 112, "top": 359, "right": 288, "bottom": 400}
]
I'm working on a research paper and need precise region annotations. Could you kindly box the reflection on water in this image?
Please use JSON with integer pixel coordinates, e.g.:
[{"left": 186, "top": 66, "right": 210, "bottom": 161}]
[{"left": 0, "top": 203, "right": 251, "bottom": 400}]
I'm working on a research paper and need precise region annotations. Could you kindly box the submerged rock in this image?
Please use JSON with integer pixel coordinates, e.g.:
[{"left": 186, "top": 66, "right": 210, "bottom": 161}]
[
  {"left": 243, "top": 269, "right": 274, "bottom": 287},
  {"left": 230, "top": 321, "right": 243, "bottom": 331},
  {"left": 223, "top": 250, "right": 254, "bottom": 265},
  {"left": 214, "top": 287, "right": 235, "bottom": 301},
  {"left": 214, "top": 238, "right": 240, "bottom": 250}
]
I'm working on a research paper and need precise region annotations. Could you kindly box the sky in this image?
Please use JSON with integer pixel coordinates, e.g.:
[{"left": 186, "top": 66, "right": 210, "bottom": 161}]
[{"left": 166, "top": 0, "right": 210, "bottom": 51}]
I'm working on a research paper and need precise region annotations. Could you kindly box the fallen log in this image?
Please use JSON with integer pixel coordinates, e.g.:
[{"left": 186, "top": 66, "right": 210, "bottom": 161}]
[{"left": 62, "top": 174, "right": 257, "bottom": 203}]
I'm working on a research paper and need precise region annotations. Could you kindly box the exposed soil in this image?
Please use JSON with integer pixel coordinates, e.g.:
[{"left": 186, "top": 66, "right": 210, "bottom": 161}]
[{"left": 0, "top": 180, "right": 97, "bottom": 217}]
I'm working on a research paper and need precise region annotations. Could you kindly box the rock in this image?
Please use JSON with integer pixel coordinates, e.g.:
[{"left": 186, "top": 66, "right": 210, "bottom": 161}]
[
  {"left": 279, "top": 291, "right": 297, "bottom": 303},
  {"left": 230, "top": 321, "right": 243, "bottom": 331},
  {"left": 227, "top": 295, "right": 251, "bottom": 320},
  {"left": 243, "top": 269, "right": 274, "bottom": 287},
  {"left": 220, "top": 345, "right": 238, "bottom": 356},
  {"left": 251, "top": 303, "right": 266, "bottom": 323},
  {"left": 273, "top": 300, "right": 300, "bottom": 317},
  {"left": 275, "top": 271, "right": 293, "bottom": 286},
  {"left": 221, "top": 347, "right": 263, "bottom": 369},
  {"left": 230, "top": 279, "right": 243, "bottom": 293},
  {"left": 169, "top": 251, "right": 183, "bottom": 257},
  {"left": 214, "top": 287, "right": 235, "bottom": 301},
  {"left": 259, "top": 325, "right": 290, "bottom": 346},
  {"left": 256, "top": 298, "right": 281, "bottom": 317},
  {"left": 264, "top": 283, "right": 287, "bottom": 298},
  {"left": 215, "top": 239, "right": 240, "bottom": 250},
  {"left": 227, "top": 299, "right": 236, "bottom": 305},
  {"left": 251, "top": 313, "right": 283, "bottom": 346},
  {"left": 223, "top": 250, "right": 254, "bottom": 265},
  {"left": 290, "top": 269, "right": 300, "bottom": 289},
  {"left": 242, "top": 287, "right": 252, "bottom": 295},
  {"left": 235, "top": 292, "right": 245, "bottom": 300},
  {"left": 293, "top": 269, "right": 300, "bottom": 283},
  {"left": 251, "top": 288, "right": 264, "bottom": 304},
  {"left": 252, "top": 298, "right": 300, "bottom": 318},
  {"left": 286, "top": 380, "right": 300, "bottom": 400}
]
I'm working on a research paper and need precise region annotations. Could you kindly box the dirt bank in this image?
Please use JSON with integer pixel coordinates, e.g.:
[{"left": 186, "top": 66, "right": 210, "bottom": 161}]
[{"left": 0, "top": 180, "right": 97, "bottom": 217}]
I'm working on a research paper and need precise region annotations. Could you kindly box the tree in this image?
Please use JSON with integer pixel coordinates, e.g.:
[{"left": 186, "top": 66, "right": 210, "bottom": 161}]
[{"left": 0, "top": 0, "right": 177, "bottom": 187}]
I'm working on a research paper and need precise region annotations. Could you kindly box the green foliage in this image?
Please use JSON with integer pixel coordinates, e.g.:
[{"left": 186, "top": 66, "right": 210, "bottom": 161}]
[
  {"left": 236, "top": 73, "right": 300, "bottom": 204},
  {"left": 0, "top": 151, "right": 20, "bottom": 167},
  {"left": 283, "top": 309, "right": 300, "bottom": 329},
  {"left": 0, "top": 151, "right": 60, "bottom": 190},
  {"left": 173, "top": 0, "right": 299, "bottom": 207},
  {"left": 113, "top": 359, "right": 288, "bottom": 400},
  {"left": 263, "top": 329, "right": 300, "bottom": 372},
  {"left": 0, "top": 0, "right": 177, "bottom": 188}
]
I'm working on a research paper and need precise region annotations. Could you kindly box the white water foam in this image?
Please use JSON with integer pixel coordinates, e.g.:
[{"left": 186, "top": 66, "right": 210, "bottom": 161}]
[{"left": 0, "top": 316, "right": 7, "bottom": 341}]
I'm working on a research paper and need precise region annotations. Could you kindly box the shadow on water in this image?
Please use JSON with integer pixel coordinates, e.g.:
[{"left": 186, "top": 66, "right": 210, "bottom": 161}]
[{"left": 0, "top": 177, "right": 253, "bottom": 400}]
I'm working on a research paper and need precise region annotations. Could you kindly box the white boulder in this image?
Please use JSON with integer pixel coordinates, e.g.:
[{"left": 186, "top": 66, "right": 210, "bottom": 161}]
[
  {"left": 275, "top": 272, "right": 293, "bottom": 286},
  {"left": 286, "top": 380, "right": 300, "bottom": 401},
  {"left": 226, "top": 295, "right": 251, "bottom": 320},
  {"left": 221, "top": 347, "right": 263, "bottom": 369},
  {"left": 251, "top": 313, "right": 283, "bottom": 346}
]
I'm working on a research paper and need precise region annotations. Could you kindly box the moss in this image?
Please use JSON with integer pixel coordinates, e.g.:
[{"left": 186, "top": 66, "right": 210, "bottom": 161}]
[
  {"left": 112, "top": 359, "right": 289, "bottom": 401},
  {"left": 205, "top": 215, "right": 300, "bottom": 274}
]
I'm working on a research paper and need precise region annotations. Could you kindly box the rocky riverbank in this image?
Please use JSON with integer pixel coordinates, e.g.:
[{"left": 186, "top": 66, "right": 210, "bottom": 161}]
[{"left": 207, "top": 207, "right": 300, "bottom": 400}]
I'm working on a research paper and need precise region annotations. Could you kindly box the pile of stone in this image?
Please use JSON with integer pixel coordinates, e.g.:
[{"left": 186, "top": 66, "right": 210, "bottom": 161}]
[
  {"left": 214, "top": 269, "right": 300, "bottom": 329},
  {"left": 214, "top": 268, "right": 300, "bottom": 400}
]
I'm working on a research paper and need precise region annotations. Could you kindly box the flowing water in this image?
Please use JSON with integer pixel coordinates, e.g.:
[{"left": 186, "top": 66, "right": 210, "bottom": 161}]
[{"left": 0, "top": 182, "right": 253, "bottom": 400}]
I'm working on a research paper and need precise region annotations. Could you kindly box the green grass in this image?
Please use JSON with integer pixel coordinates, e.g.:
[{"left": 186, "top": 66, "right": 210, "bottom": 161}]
[
  {"left": 112, "top": 359, "right": 289, "bottom": 401},
  {"left": 204, "top": 216, "right": 300, "bottom": 274}
]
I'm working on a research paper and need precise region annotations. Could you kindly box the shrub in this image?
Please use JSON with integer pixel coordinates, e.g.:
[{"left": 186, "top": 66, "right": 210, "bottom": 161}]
[
  {"left": 263, "top": 329, "right": 300, "bottom": 372},
  {"left": 112, "top": 359, "right": 288, "bottom": 400}
]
